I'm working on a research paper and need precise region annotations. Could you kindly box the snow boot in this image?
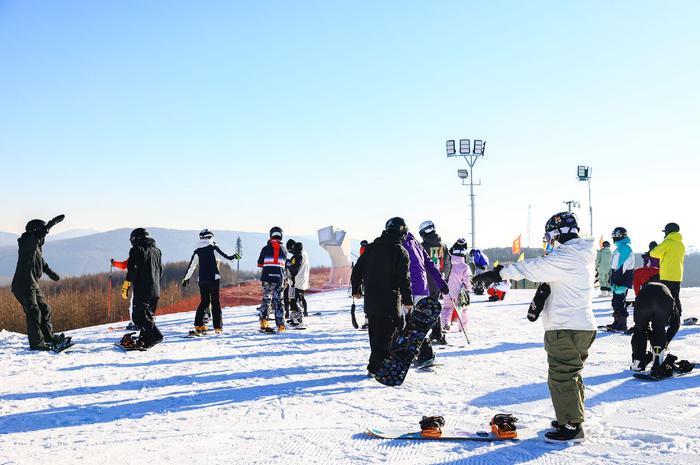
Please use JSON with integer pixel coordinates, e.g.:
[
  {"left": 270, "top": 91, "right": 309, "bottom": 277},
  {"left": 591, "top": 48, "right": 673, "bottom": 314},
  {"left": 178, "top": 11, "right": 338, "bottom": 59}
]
[
  {"left": 420, "top": 416, "right": 445, "bottom": 438},
  {"left": 260, "top": 320, "right": 269, "bottom": 331},
  {"left": 415, "top": 338, "right": 435, "bottom": 367},
  {"left": 544, "top": 423, "right": 584, "bottom": 443},
  {"left": 195, "top": 325, "right": 208, "bottom": 333},
  {"left": 433, "top": 333, "right": 448, "bottom": 346},
  {"left": 214, "top": 328, "right": 223, "bottom": 334},
  {"left": 606, "top": 315, "right": 628, "bottom": 332},
  {"left": 650, "top": 354, "right": 678, "bottom": 380},
  {"left": 277, "top": 324, "right": 286, "bottom": 333},
  {"left": 630, "top": 352, "right": 653, "bottom": 372},
  {"left": 126, "top": 322, "right": 139, "bottom": 331}
]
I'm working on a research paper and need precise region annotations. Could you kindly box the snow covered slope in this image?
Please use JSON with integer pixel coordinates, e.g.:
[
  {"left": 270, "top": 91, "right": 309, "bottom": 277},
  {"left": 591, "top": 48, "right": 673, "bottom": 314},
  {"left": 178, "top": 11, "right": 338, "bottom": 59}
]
[{"left": 1, "top": 289, "right": 700, "bottom": 465}]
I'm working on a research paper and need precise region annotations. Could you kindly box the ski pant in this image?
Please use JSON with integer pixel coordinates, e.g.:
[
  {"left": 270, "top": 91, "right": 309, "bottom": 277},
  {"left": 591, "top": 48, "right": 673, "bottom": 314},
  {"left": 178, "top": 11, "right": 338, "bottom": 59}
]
[
  {"left": 440, "top": 294, "right": 468, "bottom": 330},
  {"left": 367, "top": 314, "right": 401, "bottom": 374},
  {"left": 133, "top": 297, "right": 163, "bottom": 347},
  {"left": 259, "top": 281, "right": 284, "bottom": 327},
  {"left": 544, "top": 330, "right": 596, "bottom": 425},
  {"left": 631, "top": 296, "right": 675, "bottom": 361},
  {"left": 612, "top": 288, "right": 629, "bottom": 318},
  {"left": 289, "top": 287, "right": 305, "bottom": 325},
  {"left": 13, "top": 288, "right": 55, "bottom": 349},
  {"left": 195, "top": 280, "right": 222, "bottom": 329},
  {"left": 487, "top": 288, "right": 506, "bottom": 300},
  {"left": 661, "top": 280, "right": 682, "bottom": 346},
  {"left": 598, "top": 269, "right": 611, "bottom": 291},
  {"left": 283, "top": 284, "right": 290, "bottom": 315}
]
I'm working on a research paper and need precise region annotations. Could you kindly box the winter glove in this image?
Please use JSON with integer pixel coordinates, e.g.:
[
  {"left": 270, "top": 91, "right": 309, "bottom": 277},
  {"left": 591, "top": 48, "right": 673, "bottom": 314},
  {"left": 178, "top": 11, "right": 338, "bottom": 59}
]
[
  {"left": 440, "top": 285, "right": 450, "bottom": 295},
  {"left": 45, "top": 214, "right": 66, "bottom": 231},
  {"left": 527, "top": 283, "right": 551, "bottom": 322},
  {"left": 121, "top": 280, "right": 131, "bottom": 299},
  {"left": 472, "top": 265, "right": 503, "bottom": 287},
  {"left": 46, "top": 269, "right": 60, "bottom": 281},
  {"left": 232, "top": 253, "right": 241, "bottom": 260},
  {"left": 181, "top": 278, "right": 189, "bottom": 287}
]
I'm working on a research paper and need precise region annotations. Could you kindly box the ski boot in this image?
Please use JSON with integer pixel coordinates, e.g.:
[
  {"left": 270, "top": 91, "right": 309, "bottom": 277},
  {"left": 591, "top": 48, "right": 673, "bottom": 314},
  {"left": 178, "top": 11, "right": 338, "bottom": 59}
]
[
  {"left": 420, "top": 416, "right": 445, "bottom": 438},
  {"left": 490, "top": 414, "right": 518, "bottom": 439},
  {"left": 214, "top": 327, "right": 223, "bottom": 335},
  {"left": 630, "top": 351, "right": 653, "bottom": 372}
]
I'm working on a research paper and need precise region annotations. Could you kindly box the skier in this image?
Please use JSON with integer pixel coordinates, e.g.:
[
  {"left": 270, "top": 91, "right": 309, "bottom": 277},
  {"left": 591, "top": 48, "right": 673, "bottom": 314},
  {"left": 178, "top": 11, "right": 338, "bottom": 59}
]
[
  {"left": 120, "top": 228, "right": 163, "bottom": 349},
  {"left": 440, "top": 239, "right": 472, "bottom": 333},
  {"left": 287, "top": 239, "right": 310, "bottom": 324},
  {"left": 181, "top": 229, "right": 240, "bottom": 334},
  {"left": 351, "top": 217, "right": 413, "bottom": 376},
  {"left": 649, "top": 222, "right": 686, "bottom": 323},
  {"left": 642, "top": 241, "right": 660, "bottom": 268},
  {"left": 418, "top": 220, "right": 451, "bottom": 343},
  {"left": 11, "top": 214, "right": 71, "bottom": 351},
  {"left": 473, "top": 212, "right": 596, "bottom": 443},
  {"left": 403, "top": 230, "right": 449, "bottom": 364},
  {"left": 594, "top": 241, "right": 612, "bottom": 297},
  {"left": 607, "top": 227, "right": 634, "bottom": 331},
  {"left": 630, "top": 277, "right": 680, "bottom": 376},
  {"left": 257, "top": 227, "right": 288, "bottom": 332},
  {"left": 469, "top": 249, "right": 490, "bottom": 295}
]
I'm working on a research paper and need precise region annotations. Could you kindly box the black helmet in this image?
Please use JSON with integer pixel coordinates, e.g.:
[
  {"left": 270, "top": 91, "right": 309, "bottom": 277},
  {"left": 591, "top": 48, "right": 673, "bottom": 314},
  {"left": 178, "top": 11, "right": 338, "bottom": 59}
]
[
  {"left": 130, "top": 228, "right": 149, "bottom": 244},
  {"left": 544, "top": 212, "right": 579, "bottom": 242},
  {"left": 451, "top": 238, "right": 468, "bottom": 256},
  {"left": 360, "top": 240, "right": 369, "bottom": 248},
  {"left": 663, "top": 222, "right": 680, "bottom": 235},
  {"left": 602, "top": 241, "right": 611, "bottom": 247},
  {"left": 286, "top": 239, "right": 296, "bottom": 250},
  {"left": 269, "top": 226, "right": 283, "bottom": 239},
  {"left": 199, "top": 229, "right": 214, "bottom": 239},
  {"left": 385, "top": 217, "right": 408, "bottom": 235},
  {"left": 25, "top": 219, "right": 46, "bottom": 233},
  {"left": 648, "top": 241, "right": 658, "bottom": 250},
  {"left": 611, "top": 227, "right": 627, "bottom": 242}
]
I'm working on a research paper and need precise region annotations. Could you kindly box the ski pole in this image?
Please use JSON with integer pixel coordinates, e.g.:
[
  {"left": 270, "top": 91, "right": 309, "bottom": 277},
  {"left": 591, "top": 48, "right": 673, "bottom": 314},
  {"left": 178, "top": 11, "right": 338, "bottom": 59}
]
[{"left": 448, "top": 288, "right": 470, "bottom": 345}]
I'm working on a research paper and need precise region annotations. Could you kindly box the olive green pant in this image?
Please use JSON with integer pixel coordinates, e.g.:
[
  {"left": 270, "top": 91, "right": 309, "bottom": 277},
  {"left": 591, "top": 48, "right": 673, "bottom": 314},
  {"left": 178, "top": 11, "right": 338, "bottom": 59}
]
[{"left": 544, "top": 330, "right": 596, "bottom": 425}]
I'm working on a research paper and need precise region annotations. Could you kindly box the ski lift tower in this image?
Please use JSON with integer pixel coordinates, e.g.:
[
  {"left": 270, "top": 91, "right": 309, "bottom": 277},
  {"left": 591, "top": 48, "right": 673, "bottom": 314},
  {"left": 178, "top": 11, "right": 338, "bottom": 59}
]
[{"left": 318, "top": 225, "right": 352, "bottom": 285}]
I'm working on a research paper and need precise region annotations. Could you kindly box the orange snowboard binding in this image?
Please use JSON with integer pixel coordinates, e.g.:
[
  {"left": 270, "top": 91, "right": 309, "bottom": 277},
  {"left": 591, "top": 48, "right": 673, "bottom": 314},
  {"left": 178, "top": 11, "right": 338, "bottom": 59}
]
[
  {"left": 420, "top": 415, "right": 445, "bottom": 438},
  {"left": 490, "top": 413, "right": 518, "bottom": 439}
]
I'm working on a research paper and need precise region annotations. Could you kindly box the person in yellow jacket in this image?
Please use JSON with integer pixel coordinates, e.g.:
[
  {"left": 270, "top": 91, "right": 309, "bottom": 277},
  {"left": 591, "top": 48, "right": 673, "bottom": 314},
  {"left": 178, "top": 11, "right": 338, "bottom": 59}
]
[{"left": 650, "top": 222, "right": 685, "bottom": 318}]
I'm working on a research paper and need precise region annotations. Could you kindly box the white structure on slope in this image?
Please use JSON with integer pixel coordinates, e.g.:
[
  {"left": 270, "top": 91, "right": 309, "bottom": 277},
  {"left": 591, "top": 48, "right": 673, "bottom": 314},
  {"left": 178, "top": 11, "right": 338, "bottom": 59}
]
[{"left": 317, "top": 225, "right": 351, "bottom": 285}]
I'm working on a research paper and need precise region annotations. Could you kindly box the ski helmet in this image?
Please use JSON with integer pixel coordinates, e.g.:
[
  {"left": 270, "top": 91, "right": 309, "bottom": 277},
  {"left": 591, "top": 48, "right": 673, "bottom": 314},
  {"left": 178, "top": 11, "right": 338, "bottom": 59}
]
[
  {"left": 544, "top": 212, "right": 579, "bottom": 242},
  {"left": 451, "top": 238, "right": 468, "bottom": 256},
  {"left": 130, "top": 227, "right": 149, "bottom": 244},
  {"left": 360, "top": 240, "right": 369, "bottom": 248},
  {"left": 663, "top": 222, "right": 680, "bottom": 235},
  {"left": 286, "top": 239, "right": 296, "bottom": 250},
  {"left": 602, "top": 241, "right": 610, "bottom": 247},
  {"left": 385, "top": 217, "right": 408, "bottom": 235},
  {"left": 269, "top": 226, "right": 283, "bottom": 239},
  {"left": 199, "top": 229, "right": 214, "bottom": 239},
  {"left": 25, "top": 219, "right": 46, "bottom": 233},
  {"left": 648, "top": 241, "right": 658, "bottom": 250},
  {"left": 611, "top": 227, "right": 627, "bottom": 242},
  {"left": 419, "top": 220, "right": 435, "bottom": 237}
]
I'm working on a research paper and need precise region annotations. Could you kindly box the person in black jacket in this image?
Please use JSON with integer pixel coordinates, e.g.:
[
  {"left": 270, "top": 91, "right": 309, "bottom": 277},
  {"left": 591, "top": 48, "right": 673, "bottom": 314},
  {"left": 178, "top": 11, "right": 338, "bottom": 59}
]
[
  {"left": 257, "top": 226, "right": 288, "bottom": 332},
  {"left": 351, "top": 217, "right": 413, "bottom": 376},
  {"left": 11, "top": 214, "right": 68, "bottom": 350},
  {"left": 181, "top": 229, "right": 240, "bottom": 334},
  {"left": 283, "top": 239, "right": 296, "bottom": 319},
  {"left": 120, "top": 228, "right": 163, "bottom": 348}
]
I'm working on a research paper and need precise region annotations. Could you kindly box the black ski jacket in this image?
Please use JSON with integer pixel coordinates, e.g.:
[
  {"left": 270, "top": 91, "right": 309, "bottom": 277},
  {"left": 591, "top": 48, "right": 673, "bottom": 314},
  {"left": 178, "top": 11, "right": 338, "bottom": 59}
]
[
  {"left": 11, "top": 230, "right": 57, "bottom": 292},
  {"left": 634, "top": 281, "right": 676, "bottom": 315},
  {"left": 351, "top": 230, "right": 412, "bottom": 319},
  {"left": 420, "top": 231, "right": 451, "bottom": 296},
  {"left": 126, "top": 237, "right": 162, "bottom": 301},
  {"left": 183, "top": 239, "right": 236, "bottom": 283},
  {"left": 257, "top": 239, "right": 287, "bottom": 284}
]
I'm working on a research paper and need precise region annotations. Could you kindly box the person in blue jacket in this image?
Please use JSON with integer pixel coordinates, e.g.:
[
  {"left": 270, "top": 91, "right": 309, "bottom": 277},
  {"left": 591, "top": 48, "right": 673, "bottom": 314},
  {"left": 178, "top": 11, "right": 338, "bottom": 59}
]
[{"left": 607, "top": 227, "right": 634, "bottom": 331}]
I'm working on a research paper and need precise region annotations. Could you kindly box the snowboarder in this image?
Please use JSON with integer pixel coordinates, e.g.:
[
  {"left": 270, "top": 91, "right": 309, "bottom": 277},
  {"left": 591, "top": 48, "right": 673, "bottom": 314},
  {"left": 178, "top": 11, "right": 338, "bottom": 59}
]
[
  {"left": 402, "top": 230, "right": 449, "bottom": 363},
  {"left": 469, "top": 248, "right": 490, "bottom": 295},
  {"left": 441, "top": 239, "right": 472, "bottom": 333},
  {"left": 120, "top": 228, "right": 163, "bottom": 349},
  {"left": 351, "top": 217, "right": 413, "bottom": 376},
  {"left": 181, "top": 229, "right": 240, "bottom": 334},
  {"left": 287, "top": 239, "right": 310, "bottom": 324},
  {"left": 594, "top": 241, "right": 612, "bottom": 297},
  {"left": 649, "top": 222, "right": 686, "bottom": 323},
  {"left": 473, "top": 211, "right": 596, "bottom": 443},
  {"left": 630, "top": 277, "right": 680, "bottom": 376},
  {"left": 418, "top": 220, "right": 451, "bottom": 343},
  {"left": 642, "top": 241, "right": 660, "bottom": 268},
  {"left": 257, "top": 227, "right": 288, "bottom": 332},
  {"left": 283, "top": 239, "right": 296, "bottom": 319},
  {"left": 486, "top": 278, "right": 510, "bottom": 302},
  {"left": 11, "top": 214, "right": 71, "bottom": 351},
  {"left": 607, "top": 227, "right": 634, "bottom": 331}
]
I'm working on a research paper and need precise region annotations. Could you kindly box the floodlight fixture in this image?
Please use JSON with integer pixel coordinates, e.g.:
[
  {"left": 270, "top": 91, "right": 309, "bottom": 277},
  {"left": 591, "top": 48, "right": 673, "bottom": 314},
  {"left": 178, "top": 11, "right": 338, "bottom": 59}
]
[
  {"left": 446, "top": 140, "right": 456, "bottom": 156},
  {"left": 457, "top": 169, "right": 469, "bottom": 179},
  {"left": 473, "top": 139, "right": 485, "bottom": 156},
  {"left": 577, "top": 165, "right": 590, "bottom": 180},
  {"left": 459, "top": 139, "right": 470, "bottom": 155}
]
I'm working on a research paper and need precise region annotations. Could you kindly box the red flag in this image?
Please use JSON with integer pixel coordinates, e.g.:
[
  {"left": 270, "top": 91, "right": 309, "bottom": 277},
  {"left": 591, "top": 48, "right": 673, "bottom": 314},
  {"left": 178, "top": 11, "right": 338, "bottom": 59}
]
[{"left": 512, "top": 234, "right": 521, "bottom": 255}]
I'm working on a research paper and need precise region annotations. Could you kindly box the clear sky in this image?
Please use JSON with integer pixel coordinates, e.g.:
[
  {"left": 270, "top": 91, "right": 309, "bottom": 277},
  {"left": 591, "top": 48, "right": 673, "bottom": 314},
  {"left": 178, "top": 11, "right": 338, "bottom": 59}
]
[{"left": 1, "top": 1, "right": 698, "bottom": 251}]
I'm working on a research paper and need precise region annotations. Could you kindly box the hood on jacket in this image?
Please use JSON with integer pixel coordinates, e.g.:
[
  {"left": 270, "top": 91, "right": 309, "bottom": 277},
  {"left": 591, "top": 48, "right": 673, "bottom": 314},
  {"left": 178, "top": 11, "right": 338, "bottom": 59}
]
[
  {"left": 196, "top": 238, "right": 215, "bottom": 249},
  {"left": 375, "top": 230, "right": 403, "bottom": 245},
  {"left": 665, "top": 232, "right": 683, "bottom": 242},
  {"left": 421, "top": 231, "right": 443, "bottom": 246}
]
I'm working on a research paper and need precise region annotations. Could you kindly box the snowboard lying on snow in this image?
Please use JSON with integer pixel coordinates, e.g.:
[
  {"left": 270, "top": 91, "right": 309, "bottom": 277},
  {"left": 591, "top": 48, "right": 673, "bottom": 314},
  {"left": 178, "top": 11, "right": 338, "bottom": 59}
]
[{"left": 367, "top": 414, "right": 519, "bottom": 442}]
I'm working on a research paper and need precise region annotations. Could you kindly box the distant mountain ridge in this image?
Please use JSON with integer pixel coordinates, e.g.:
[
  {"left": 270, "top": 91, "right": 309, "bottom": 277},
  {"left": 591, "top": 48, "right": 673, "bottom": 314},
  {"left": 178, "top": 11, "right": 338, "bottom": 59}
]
[{"left": 0, "top": 227, "right": 340, "bottom": 279}]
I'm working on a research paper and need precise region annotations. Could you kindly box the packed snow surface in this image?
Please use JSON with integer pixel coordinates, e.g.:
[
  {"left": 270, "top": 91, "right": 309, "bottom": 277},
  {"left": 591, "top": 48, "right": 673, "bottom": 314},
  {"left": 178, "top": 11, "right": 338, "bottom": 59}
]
[{"left": 2, "top": 289, "right": 700, "bottom": 464}]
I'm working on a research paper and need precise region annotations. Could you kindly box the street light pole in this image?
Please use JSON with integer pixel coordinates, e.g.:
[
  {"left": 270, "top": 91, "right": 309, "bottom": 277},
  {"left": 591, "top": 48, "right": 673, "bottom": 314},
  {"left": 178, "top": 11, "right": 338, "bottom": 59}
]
[{"left": 447, "top": 139, "right": 486, "bottom": 249}]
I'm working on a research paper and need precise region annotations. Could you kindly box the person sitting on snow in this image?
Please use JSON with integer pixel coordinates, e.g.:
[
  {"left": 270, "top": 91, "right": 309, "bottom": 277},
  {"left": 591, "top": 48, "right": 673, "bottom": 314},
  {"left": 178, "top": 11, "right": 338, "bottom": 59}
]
[{"left": 487, "top": 279, "right": 510, "bottom": 302}]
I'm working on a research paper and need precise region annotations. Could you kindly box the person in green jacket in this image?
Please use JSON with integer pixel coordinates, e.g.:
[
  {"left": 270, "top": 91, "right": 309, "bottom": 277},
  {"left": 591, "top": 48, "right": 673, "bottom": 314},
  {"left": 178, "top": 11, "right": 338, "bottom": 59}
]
[
  {"left": 595, "top": 241, "right": 612, "bottom": 297},
  {"left": 650, "top": 222, "right": 685, "bottom": 317}
]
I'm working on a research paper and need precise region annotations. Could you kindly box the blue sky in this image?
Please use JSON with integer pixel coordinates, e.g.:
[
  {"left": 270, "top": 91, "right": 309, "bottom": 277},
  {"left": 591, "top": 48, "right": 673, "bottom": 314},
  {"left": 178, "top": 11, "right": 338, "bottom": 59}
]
[{"left": 1, "top": 1, "right": 698, "bottom": 251}]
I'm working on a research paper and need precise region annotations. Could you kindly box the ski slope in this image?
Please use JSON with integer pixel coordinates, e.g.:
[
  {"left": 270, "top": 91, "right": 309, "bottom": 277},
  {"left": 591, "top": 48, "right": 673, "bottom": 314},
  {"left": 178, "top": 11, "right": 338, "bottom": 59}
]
[{"left": 2, "top": 289, "right": 700, "bottom": 465}]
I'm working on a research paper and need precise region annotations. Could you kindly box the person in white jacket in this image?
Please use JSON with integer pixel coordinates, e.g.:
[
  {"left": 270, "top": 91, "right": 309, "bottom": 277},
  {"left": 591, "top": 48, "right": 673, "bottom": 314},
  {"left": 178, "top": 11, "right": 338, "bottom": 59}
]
[{"left": 473, "top": 212, "right": 596, "bottom": 444}]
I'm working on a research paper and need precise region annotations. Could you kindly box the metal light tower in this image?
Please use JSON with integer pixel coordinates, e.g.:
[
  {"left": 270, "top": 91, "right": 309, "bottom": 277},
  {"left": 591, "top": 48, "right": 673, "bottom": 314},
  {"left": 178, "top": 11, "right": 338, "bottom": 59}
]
[
  {"left": 577, "top": 165, "right": 593, "bottom": 236},
  {"left": 447, "top": 138, "right": 486, "bottom": 249}
]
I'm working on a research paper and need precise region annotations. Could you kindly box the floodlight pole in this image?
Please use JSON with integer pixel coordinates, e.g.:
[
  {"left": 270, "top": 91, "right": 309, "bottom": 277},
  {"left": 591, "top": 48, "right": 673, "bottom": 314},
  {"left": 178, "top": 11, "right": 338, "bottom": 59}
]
[
  {"left": 577, "top": 166, "right": 593, "bottom": 236},
  {"left": 447, "top": 139, "right": 485, "bottom": 250}
]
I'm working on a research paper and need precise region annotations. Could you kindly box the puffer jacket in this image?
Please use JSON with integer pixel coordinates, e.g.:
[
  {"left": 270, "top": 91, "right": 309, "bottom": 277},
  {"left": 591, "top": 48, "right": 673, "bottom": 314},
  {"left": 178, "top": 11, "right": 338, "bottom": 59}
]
[
  {"left": 403, "top": 232, "right": 447, "bottom": 297},
  {"left": 650, "top": 232, "right": 685, "bottom": 282},
  {"left": 500, "top": 237, "right": 597, "bottom": 331},
  {"left": 445, "top": 255, "right": 471, "bottom": 298},
  {"left": 611, "top": 237, "right": 634, "bottom": 291}
]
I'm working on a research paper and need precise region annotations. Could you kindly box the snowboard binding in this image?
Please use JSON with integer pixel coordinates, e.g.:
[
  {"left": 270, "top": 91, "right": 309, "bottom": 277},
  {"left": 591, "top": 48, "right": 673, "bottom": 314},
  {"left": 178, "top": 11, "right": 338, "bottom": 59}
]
[
  {"left": 490, "top": 414, "right": 518, "bottom": 439},
  {"left": 119, "top": 332, "right": 143, "bottom": 349},
  {"left": 419, "top": 415, "right": 445, "bottom": 438}
]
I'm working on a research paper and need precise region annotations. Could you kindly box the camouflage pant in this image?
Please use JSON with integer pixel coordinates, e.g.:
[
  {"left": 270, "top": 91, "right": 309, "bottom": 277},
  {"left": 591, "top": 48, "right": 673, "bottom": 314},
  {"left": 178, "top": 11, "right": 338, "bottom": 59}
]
[{"left": 259, "top": 281, "right": 285, "bottom": 327}]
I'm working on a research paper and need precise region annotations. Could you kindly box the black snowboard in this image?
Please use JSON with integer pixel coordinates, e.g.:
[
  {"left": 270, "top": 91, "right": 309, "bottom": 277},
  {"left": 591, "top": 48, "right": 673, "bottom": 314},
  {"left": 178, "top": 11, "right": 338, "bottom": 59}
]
[{"left": 375, "top": 297, "right": 442, "bottom": 387}]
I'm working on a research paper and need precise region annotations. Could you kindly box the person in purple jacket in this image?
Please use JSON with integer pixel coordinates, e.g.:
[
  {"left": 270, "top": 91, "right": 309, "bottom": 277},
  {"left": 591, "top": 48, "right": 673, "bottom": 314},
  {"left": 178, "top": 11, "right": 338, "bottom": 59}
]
[{"left": 402, "top": 231, "right": 449, "bottom": 365}]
